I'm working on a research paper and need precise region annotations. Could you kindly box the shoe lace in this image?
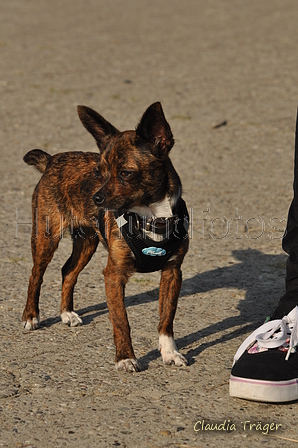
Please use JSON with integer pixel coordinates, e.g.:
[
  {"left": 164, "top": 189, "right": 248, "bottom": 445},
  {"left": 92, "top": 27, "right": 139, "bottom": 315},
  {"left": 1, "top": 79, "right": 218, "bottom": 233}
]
[{"left": 233, "top": 306, "right": 298, "bottom": 364}]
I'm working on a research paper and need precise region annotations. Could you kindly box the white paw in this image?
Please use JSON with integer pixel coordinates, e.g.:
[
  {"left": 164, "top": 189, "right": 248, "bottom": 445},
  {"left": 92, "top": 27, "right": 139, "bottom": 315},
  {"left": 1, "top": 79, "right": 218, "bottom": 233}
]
[
  {"left": 61, "top": 311, "right": 82, "bottom": 327},
  {"left": 159, "top": 334, "right": 188, "bottom": 366},
  {"left": 23, "top": 317, "right": 40, "bottom": 331},
  {"left": 115, "top": 358, "right": 142, "bottom": 372}
]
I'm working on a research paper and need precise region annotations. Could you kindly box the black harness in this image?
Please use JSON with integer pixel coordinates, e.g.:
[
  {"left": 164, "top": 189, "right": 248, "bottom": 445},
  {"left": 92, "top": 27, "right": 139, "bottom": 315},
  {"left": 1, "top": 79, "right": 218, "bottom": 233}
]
[{"left": 98, "top": 198, "right": 189, "bottom": 273}]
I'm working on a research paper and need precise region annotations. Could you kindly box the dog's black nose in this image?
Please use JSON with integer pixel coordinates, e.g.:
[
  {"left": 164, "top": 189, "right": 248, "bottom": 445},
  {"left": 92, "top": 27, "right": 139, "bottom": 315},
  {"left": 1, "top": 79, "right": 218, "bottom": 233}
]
[{"left": 93, "top": 191, "right": 105, "bottom": 206}]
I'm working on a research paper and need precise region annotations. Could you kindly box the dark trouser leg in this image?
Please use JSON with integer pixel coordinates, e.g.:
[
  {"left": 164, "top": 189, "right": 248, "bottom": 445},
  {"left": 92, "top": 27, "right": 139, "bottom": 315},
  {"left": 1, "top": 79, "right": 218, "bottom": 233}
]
[{"left": 272, "top": 107, "right": 298, "bottom": 318}]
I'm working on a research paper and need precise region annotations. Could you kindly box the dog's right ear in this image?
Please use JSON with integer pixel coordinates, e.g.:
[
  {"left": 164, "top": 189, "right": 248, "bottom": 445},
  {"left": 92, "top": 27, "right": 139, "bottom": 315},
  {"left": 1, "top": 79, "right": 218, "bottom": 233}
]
[{"left": 77, "top": 106, "right": 119, "bottom": 150}]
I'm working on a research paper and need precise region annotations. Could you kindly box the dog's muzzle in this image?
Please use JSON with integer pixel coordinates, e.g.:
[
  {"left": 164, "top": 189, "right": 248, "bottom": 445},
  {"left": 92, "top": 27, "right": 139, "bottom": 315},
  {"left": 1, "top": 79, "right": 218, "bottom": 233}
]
[{"left": 93, "top": 191, "right": 105, "bottom": 206}]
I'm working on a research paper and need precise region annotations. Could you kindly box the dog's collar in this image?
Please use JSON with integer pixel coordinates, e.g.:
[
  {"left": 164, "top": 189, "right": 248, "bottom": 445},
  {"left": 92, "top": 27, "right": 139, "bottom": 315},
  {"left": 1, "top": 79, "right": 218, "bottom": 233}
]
[{"left": 116, "top": 212, "right": 179, "bottom": 236}]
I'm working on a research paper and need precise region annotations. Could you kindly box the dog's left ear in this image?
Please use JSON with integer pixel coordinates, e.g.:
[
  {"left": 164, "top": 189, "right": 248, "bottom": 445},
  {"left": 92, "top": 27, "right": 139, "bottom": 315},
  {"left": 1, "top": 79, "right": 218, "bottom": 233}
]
[
  {"left": 136, "top": 102, "right": 174, "bottom": 158},
  {"left": 77, "top": 105, "right": 119, "bottom": 150}
]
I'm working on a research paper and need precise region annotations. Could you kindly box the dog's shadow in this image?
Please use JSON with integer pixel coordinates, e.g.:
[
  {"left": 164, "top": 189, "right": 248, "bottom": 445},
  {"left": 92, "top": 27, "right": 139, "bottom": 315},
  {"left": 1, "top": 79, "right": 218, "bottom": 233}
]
[{"left": 42, "top": 248, "right": 287, "bottom": 369}]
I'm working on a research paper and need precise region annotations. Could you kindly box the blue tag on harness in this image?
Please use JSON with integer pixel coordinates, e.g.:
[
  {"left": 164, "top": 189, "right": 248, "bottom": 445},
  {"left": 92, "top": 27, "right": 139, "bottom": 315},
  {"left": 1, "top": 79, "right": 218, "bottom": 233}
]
[{"left": 142, "top": 247, "right": 167, "bottom": 257}]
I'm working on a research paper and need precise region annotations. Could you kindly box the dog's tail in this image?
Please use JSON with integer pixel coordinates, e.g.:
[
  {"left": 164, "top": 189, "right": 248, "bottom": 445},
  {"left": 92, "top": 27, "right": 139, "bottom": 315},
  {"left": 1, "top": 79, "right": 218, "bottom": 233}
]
[{"left": 23, "top": 149, "right": 51, "bottom": 173}]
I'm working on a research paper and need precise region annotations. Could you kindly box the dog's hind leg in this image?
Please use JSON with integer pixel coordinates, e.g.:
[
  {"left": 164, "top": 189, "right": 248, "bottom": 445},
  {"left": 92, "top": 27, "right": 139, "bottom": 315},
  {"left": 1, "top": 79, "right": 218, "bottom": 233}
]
[
  {"left": 158, "top": 263, "right": 188, "bottom": 367},
  {"left": 60, "top": 227, "right": 99, "bottom": 326},
  {"left": 22, "top": 229, "right": 60, "bottom": 330},
  {"left": 23, "top": 194, "right": 69, "bottom": 330}
]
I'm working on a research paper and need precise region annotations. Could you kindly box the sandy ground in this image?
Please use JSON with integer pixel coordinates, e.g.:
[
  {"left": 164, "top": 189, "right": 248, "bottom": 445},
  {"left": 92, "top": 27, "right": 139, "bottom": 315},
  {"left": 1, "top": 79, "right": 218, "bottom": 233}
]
[{"left": 1, "top": 1, "right": 298, "bottom": 446}]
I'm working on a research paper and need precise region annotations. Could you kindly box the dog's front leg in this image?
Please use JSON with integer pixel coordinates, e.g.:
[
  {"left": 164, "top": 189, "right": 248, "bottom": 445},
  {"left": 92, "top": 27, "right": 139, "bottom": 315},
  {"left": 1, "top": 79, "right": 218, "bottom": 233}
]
[
  {"left": 158, "top": 265, "right": 188, "bottom": 367},
  {"left": 104, "top": 260, "right": 141, "bottom": 373}
]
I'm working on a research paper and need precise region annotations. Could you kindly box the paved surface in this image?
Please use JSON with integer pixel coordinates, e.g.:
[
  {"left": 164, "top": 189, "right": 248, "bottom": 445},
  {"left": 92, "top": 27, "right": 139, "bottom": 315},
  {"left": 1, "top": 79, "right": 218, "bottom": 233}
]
[{"left": 1, "top": 1, "right": 298, "bottom": 446}]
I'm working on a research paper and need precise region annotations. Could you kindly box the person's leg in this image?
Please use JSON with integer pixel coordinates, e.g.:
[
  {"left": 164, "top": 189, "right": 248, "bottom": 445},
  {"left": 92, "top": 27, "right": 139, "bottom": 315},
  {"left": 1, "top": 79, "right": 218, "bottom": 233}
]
[
  {"left": 271, "top": 254, "right": 298, "bottom": 319},
  {"left": 230, "top": 106, "right": 298, "bottom": 402},
  {"left": 272, "top": 108, "right": 298, "bottom": 317}
]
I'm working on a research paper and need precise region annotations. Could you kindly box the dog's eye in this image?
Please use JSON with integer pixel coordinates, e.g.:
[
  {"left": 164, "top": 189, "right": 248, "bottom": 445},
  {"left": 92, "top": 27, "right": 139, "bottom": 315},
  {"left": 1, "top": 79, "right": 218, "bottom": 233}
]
[{"left": 119, "top": 170, "right": 133, "bottom": 178}]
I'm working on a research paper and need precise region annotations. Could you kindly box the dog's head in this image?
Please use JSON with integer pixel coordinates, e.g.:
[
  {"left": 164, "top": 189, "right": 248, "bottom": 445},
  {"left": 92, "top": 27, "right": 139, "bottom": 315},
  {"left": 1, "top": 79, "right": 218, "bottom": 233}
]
[{"left": 77, "top": 102, "right": 180, "bottom": 214}]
